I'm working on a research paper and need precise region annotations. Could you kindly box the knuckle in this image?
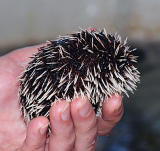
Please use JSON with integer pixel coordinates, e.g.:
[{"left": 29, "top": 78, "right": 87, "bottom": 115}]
[
  {"left": 82, "top": 128, "right": 97, "bottom": 144},
  {"left": 32, "top": 144, "right": 44, "bottom": 150},
  {"left": 65, "top": 131, "right": 76, "bottom": 142},
  {"left": 23, "top": 141, "right": 44, "bottom": 151}
]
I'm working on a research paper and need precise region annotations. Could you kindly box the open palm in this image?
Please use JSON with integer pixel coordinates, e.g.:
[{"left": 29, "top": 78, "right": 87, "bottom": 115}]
[{"left": 0, "top": 45, "right": 123, "bottom": 151}]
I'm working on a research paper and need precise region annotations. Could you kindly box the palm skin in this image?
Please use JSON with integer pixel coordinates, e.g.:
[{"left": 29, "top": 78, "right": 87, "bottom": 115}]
[
  {"left": 0, "top": 46, "right": 40, "bottom": 151},
  {"left": 0, "top": 45, "right": 123, "bottom": 151}
]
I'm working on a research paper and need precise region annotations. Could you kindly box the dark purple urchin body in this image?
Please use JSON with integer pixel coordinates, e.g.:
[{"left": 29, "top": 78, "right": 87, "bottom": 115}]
[{"left": 19, "top": 28, "right": 140, "bottom": 123}]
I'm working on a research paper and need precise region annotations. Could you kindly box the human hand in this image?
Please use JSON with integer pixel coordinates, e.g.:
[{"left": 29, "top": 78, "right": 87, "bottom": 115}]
[{"left": 0, "top": 45, "right": 124, "bottom": 151}]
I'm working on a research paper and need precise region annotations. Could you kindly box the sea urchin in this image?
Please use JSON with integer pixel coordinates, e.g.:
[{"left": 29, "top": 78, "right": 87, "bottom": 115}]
[{"left": 19, "top": 28, "right": 140, "bottom": 124}]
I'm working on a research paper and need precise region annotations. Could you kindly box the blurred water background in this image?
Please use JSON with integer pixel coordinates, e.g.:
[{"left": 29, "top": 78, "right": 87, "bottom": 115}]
[{"left": 0, "top": 0, "right": 160, "bottom": 150}]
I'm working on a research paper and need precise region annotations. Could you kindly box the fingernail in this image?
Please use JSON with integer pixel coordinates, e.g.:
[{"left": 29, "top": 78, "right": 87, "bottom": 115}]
[
  {"left": 40, "top": 123, "right": 49, "bottom": 135},
  {"left": 78, "top": 97, "right": 91, "bottom": 117},
  {"left": 61, "top": 103, "right": 70, "bottom": 121}
]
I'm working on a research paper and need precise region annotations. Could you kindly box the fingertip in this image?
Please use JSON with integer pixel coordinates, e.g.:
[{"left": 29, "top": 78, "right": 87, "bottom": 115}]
[
  {"left": 71, "top": 96, "right": 94, "bottom": 119},
  {"left": 30, "top": 116, "right": 49, "bottom": 126},
  {"left": 102, "top": 94, "right": 123, "bottom": 120},
  {"left": 28, "top": 116, "right": 49, "bottom": 134},
  {"left": 49, "top": 100, "right": 70, "bottom": 122},
  {"left": 49, "top": 100, "right": 72, "bottom": 135}
]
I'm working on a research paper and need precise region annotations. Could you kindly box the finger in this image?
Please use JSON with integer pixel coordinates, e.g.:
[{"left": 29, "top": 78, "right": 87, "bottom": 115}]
[
  {"left": 71, "top": 96, "right": 97, "bottom": 151},
  {"left": 49, "top": 101, "right": 75, "bottom": 151},
  {"left": 21, "top": 116, "right": 49, "bottom": 151},
  {"left": 97, "top": 95, "right": 124, "bottom": 136}
]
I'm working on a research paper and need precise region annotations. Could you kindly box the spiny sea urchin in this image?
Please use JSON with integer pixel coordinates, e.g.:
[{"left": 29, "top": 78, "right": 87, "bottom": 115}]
[{"left": 19, "top": 28, "right": 140, "bottom": 124}]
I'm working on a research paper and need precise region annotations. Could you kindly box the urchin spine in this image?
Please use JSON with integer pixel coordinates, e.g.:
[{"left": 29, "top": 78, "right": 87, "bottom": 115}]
[{"left": 19, "top": 28, "right": 140, "bottom": 124}]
